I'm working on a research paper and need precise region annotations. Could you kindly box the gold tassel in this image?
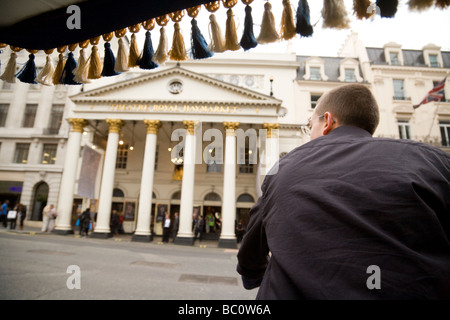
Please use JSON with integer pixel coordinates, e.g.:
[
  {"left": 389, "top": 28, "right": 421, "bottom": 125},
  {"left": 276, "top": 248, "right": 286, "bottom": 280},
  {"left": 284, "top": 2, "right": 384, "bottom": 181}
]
[
  {"left": 114, "top": 28, "right": 129, "bottom": 72},
  {"left": 128, "top": 24, "right": 141, "bottom": 68},
  {"left": 153, "top": 14, "right": 169, "bottom": 64},
  {"left": 205, "top": 1, "right": 226, "bottom": 53},
  {"left": 257, "top": 2, "right": 279, "bottom": 44},
  {"left": 280, "top": 0, "right": 297, "bottom": 41},
  {"left": 36, "top": 49, "right": 55, "bottom": 86},
  {"left": 88, "top": 36, "right": 102, "bottom": 79},
  {"left": 223, "top": 0, "right": 240, "bottom": 51},
  {"left": 322, "top": 0, "right": 351, "bottom": 29},
  {"left": 0, "top": 47, "right": 20, "bottom": 83},
  {"left": 169, "top": 10, "right": 188, "bottom": 61},
  {"left": 409, "top": 0, "right": 435, "bottom": 11},
  {"left": 52, "top": 46, "right": 67, "bottom": 85},
  {"left": 353, "top": 0, "right": 374, "bottom": 19}
]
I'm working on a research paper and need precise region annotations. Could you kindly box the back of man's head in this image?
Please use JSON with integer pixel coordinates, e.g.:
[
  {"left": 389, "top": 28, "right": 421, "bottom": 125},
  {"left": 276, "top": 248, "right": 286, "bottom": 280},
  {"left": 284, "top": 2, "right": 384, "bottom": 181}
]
[{"left": 316, "top": 84, "right": 380, "bottom": 135}]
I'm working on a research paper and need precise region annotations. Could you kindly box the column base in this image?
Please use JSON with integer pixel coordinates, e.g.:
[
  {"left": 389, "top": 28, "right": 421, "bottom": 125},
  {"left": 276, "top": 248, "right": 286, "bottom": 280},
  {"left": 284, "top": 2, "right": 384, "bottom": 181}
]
[
  {"left": 174, "top": 236, "right": 194, "bottom": 246},
  {"left": 218, "top": 238, "right": 237, "bottom": 249},
  {"left": 52, "top": 229, "right": 74, "bottom": 235},
  {"left": 131, "top": 233, "right": 153, "bottom": 242},
  {"left": 90, "top": 232, "right": 113, "bottom": 239}
]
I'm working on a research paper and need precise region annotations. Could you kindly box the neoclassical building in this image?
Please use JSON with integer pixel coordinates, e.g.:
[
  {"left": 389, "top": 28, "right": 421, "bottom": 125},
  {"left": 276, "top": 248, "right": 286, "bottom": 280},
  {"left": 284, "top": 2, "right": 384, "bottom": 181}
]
[{"left": 0, "top": 33, "right": 448, "bottom": 247}]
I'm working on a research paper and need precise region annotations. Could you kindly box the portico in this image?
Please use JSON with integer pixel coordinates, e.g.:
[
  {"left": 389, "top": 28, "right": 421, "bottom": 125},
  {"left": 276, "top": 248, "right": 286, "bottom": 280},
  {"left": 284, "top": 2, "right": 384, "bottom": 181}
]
[{"left": 55, "top": 65, "right": 282, "bottom": 248}]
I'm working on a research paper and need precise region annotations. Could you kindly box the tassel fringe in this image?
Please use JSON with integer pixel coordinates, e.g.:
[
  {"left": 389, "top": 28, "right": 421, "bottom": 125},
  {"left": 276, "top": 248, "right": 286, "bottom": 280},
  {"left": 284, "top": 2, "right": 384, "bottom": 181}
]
[
  {"left": 353, "top": 0, "right": 374, "bottom": 19},
  {"left": 322, "top": 0, "right": 351, "bottom": 29},
  {"left": 36, "top": 54, "right": 55, "bottom": 86},
  {"left": 225, "top": 8, "right": 241, "bottom": 51},
  {"left": 240, "top": 5, "right": 258, "bottom": 51},
  {"left": 52, "top": 53, "right": 66, "bottom": 85},
  {"left": 128, "top": 33, "right": 140, "bottom": 68},
  {"left": 408, "top": 0, "right": 435, "bottom": 11},
  {"left": 115, "top": 38, "right": 129, "bottom": 72},
  {"left": 376, "top": 0, "right": 398, "bottom": 18},
  {"left": 153, "top": 26, "right": 169, "bottom": 64},
  {"left": 16, "top": 53, "right": 37, "bottom": 84},
  {"left": 0, "top": 52, "right": 18, "bottom": 83},
  {"left": 74, "top": 48, "right": 90, "bottom": 83},
  {"left": 296, "top": 0, "right": 314, "bottom": 37},
  {"left": 209, "top": 14, "right": 226, "bottom": 52},
  {"left": 257, "top": 2, "right": 279, "bottom": 44},
  {"left": 280, "top": 0, "right": 297, "bottom": 41},
  {"left": 170, "top": 22, "right": 188, "bottom": 61}
]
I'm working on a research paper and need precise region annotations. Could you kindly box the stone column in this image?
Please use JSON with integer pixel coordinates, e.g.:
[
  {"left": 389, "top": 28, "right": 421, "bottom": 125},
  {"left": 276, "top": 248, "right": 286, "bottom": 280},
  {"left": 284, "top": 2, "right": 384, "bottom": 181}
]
[
  {"left": 219, "top": 121, "right": 239, "bottom": 248},
  {"left": 53, "top": 118, "right": 88, "bottom": 235},
  {"left": 174, "top": 121, "right": 197, "bottom": 245},
  {"left": 132, "top": 120, "right": 161, "bottom": 242},
  {"left": 262, "top": 123, "right": 280, "bottom": 176},
  {"left": 91, "top": 119, "right": 124, "bottom": 238}
]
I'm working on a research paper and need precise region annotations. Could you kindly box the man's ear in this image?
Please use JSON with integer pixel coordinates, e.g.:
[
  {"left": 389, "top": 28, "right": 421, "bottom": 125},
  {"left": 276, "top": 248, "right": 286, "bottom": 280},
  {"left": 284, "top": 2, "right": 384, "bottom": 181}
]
[{"left": 322, "top": 112, "right": 337, "bottom": 136}]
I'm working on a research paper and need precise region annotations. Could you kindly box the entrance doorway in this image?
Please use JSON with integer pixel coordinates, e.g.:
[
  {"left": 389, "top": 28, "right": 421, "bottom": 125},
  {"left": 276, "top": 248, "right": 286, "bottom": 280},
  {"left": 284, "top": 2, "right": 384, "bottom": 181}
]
[{"left": 30, "top": 182, "right": 49, "bottom": 221}]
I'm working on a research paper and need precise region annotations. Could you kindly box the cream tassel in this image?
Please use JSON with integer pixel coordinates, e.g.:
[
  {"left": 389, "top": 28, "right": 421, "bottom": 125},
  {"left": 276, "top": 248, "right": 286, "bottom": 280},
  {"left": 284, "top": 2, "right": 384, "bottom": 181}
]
[
  {"left": 115, "top": 37, "right": 129, "bottom": 72},
  {"left": 322, "top": 0, "right": 351, "bottom": 29},
  {"left": 36, "top": 53, "right": 55, "bottom": 86},
  {"left": 280, "top": 0, "right": 297, "bottom": 41},
  {"left": 153, "top": 26, "right": 169, "bottom": 64},
  {"left": 257, "top": 2, "right": 279, "bottom": 44},
  {"left": 0, "top": 51, "right": 18, "bottom": 83},
  {"left": 74, "top": 48, "right": 90, "bottom": 83},
  {"left": 209, "top": 14, "right": 226, "bottom": 52}
]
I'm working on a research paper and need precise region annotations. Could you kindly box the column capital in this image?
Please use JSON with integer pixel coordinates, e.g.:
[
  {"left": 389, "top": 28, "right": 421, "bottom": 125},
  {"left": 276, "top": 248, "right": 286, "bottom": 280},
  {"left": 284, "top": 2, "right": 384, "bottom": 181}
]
[
  {"left": 263, "top": 123, "right": 280, "bottom": 138},
  {"left": 68, "top": 118, "right": 88, "bottom": 133},
  {"left": 106, "top": 119, "right": 124, "bottom": 133},
  {"left": 183, "top": 120, "right": 197, "bottom": 135},
  {"left": 143, "top": 120, "right": 161, "bottom": 134},
  {"left": 223, "top": 121, "right": 240, "bottom": 131}
]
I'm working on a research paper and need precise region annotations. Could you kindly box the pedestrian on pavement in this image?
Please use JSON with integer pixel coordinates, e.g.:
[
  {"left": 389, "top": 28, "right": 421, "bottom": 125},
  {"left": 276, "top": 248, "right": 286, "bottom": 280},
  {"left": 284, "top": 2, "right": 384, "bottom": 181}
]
[
  {"left": 48, "top": 205, "right": 57, "bottom": 231},
  {"left": 237, "top": 83, "right": 450, "bottom": 299},
  {"left": 110, "top": 210, "right": 120, "bottom": 235},
  {"left": 236, "top": 220, "right": 245, "bottom": 243},
  {"left": 8, "top": 203, "right": 18, "bottom": 230},
  {"left": 41, "top": 204, "right": 55, "bottom": 232},
  {"left": 1, "top": 200, "right": 9, "bottom": 228},
  {"left": 18, "top": 203, "right": 27, "bottom": 230},
  {"left": 162, "top": 212, "right": 171, "bottom": 243},
  {"left": 194, "top": 215, "right": 204, "bottom": 242},
  {"left": 79, "top": 208, "right": 91, "bottom": 237},
  {"left": 172, "top": 212, "right": 179, "bottom": 242}
]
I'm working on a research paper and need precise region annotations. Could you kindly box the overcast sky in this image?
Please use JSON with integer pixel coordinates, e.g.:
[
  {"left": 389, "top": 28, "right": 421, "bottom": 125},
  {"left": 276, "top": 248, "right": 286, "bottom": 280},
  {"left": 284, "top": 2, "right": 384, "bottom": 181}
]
[{"left": 187, "top": 0, "right": 450, "bottom": 57}]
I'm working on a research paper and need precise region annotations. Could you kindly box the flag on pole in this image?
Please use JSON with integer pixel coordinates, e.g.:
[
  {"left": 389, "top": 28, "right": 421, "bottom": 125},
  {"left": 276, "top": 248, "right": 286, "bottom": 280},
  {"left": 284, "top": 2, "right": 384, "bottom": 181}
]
[{"left": 413, "top": 76, "right": 447, "bottom": 109}]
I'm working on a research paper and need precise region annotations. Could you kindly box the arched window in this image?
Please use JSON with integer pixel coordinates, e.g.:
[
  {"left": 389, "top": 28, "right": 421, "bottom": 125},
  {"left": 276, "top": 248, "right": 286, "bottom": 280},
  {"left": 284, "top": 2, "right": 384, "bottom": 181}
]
[
  {"left": 113, "top": 188, "right": 124, "bottom": 197},
  {"left": 204, "top": 192, "right": 221, "bottom": 202},
  {"left": 237, "top": 193, "right": 254, "bottom": 203},
  {"left": 171, "top": 190, "right": 181, "bottom": 200},
  {"left": 31, "top": 182, "right": 49, "bottom": 221}
]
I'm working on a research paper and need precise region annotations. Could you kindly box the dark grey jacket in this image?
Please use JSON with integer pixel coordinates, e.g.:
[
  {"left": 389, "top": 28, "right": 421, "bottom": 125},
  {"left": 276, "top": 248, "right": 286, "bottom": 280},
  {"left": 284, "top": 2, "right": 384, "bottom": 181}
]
[{"left": 237, "top": 126, "right": 450, "bottom": 299}]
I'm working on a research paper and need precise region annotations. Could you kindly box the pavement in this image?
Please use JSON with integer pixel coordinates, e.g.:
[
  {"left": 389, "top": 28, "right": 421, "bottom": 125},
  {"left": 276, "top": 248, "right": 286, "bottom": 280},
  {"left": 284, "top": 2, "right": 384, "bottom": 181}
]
[{"left": 0, "top": 223, "right": 257, "bottom": 301}]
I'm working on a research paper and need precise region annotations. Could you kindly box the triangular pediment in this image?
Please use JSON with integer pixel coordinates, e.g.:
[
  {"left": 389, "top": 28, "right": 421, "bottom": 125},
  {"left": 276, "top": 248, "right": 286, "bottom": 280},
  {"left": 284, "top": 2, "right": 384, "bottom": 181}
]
[{"left": 71, "top": 66, "right": 282, "bottom": 107}]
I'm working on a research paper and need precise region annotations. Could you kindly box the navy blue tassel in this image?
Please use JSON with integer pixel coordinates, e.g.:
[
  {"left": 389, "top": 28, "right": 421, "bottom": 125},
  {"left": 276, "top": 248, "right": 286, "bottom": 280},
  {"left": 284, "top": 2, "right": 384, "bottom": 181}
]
[
  {"left": 102, "top": 42, "right": 119, "bottom": 77},
  {"left": 376, "top": 0, "right": 398, "bottom": 18},
  {"left": 16, "top": 53, "right": 37, "bottom": 84},
  {"left": 191, "top": 18, "right": 214, "bottom": 59},
  {"left": 240, "top": 5, "right": 258, "bottom": 51},
  {"left": 296, "top": 0, "right": 313, "bottom": 37},
  {"left": 138, "top": 31, "right": 158, "bottom": 69},
  {"left": 61, "top": 52, "right": 80, "bottom": 85}
]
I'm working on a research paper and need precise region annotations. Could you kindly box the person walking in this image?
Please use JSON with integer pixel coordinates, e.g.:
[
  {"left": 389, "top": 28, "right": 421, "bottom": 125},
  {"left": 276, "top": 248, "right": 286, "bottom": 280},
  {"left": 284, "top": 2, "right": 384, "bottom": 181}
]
[
  {"left": 1, "top": 200, "right": 9, "bottom": 228},
  {"left": 194, "top": 215, "right": 204, "bottom": 243},
  {"left": 172, "top": 212, "right": 179, "bottom": 242},
  {"left": 79, "top": 208, "right": 91, "bottom": 237},
  {"left": 8, "top": 203, "right": 18, "bottom": 230},
  {"left": 41, "top": 204, "right": 54, "bottom": 232},
  {"left": 18, "top": 204, "right": 26, "bottom": 230},
  {"left": 237, "top": 83, "right": 450, "bottom": 299},
  {"left": 162, "top": 212, "right": 171, "bottom": 243}
]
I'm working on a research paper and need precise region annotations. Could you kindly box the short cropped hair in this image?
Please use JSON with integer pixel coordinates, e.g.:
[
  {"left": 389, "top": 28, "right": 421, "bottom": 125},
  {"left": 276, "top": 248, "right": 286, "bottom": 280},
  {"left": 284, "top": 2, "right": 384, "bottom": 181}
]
[{"left": 315, "top": 84, "right": 380, "bottom": 135}]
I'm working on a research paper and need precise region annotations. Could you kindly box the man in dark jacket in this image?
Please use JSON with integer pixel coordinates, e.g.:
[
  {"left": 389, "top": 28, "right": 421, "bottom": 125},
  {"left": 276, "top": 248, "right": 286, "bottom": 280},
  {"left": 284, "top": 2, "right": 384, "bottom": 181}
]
[{"left": 237, "top": 83, "right": 450, "bottom": 299}]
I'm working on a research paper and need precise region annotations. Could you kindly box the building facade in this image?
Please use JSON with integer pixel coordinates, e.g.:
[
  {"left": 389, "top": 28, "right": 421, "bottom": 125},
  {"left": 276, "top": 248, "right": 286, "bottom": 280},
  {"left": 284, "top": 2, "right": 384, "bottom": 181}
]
[{"left": 0, "top": 33, "right": 448, "bottom": 247}]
